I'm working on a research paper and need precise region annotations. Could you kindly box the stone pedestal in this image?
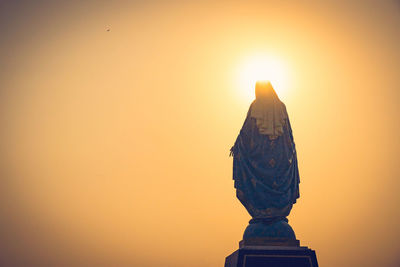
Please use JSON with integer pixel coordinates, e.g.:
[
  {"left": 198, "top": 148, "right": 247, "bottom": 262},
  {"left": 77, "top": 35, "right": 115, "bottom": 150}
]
[
  {"left": 224, "top": 245, "right": 318, "bottom": 267},
  {"left": 225, "top": 219, "right": 318, "bottom": 266},
  {"left": 242, "top": 219, "right": 299, "bottom": 247}
]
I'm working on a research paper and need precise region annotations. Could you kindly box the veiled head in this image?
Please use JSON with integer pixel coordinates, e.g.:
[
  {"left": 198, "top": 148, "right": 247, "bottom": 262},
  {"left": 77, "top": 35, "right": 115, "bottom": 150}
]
[{"left": 255, "top": 81, "right": 279, "bottom": 100}]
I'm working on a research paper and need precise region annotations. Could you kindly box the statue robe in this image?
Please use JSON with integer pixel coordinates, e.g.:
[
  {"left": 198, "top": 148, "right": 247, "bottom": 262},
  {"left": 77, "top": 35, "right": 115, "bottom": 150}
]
[{"left": 231, "top": 101, "right": 300, "bottom": 221}]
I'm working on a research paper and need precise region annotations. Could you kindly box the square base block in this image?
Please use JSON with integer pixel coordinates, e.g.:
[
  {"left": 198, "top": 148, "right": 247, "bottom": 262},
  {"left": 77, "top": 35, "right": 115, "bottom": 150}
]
[{"left": 225, "top": 246, "right": 318, "bottom": 267}]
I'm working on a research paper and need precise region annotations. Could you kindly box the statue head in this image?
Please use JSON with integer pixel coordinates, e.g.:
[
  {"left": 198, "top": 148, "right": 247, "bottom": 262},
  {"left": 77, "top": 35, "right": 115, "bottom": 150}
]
[{"left": 255, "top": 81, "right": 278, "bottom": 100}]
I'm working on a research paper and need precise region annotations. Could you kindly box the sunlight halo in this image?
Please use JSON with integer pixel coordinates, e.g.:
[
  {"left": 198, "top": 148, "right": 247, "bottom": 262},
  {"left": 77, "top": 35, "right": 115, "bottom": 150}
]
[{"left": 237, "top": 53, "right": 291, "bottom": 102}]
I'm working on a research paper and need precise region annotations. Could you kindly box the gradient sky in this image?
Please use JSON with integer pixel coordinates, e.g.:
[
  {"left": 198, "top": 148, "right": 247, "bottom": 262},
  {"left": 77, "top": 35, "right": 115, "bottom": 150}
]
[{"left": 1, "top": 1, "right": 400, "bottom": 266}]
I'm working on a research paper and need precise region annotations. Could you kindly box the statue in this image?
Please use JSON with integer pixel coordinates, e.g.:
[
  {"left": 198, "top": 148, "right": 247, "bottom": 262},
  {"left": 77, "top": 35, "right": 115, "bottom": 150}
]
[
  {"left": 230, "top": 80, "right": 300, "bottom": 246},
  {"left": 225, "top": 81, "right": 319, "bottom": 266}
]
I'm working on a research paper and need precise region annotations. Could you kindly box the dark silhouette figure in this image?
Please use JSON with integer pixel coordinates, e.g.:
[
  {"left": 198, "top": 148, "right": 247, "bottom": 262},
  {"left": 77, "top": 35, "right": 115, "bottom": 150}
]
[
  {"left": 231, "top": 81, "right": 299, "bottom": 223},
  {"left": 226, "top": 82, "right": 318, "bottom": 266}
]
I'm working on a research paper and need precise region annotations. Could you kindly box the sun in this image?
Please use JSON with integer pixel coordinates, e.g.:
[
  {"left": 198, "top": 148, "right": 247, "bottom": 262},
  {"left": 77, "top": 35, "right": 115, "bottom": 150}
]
[{"left": 237, "top": 53, "right": 290, "bottom": 101}]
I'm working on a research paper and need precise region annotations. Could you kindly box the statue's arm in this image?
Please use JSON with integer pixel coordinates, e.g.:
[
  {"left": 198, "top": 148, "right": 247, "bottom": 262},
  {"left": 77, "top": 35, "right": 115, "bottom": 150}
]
[
  {"left": 283, "top": 106, "right": 297, "bottom": 155},
  {"left": 229, "top": 117, "right": 248, "bottom": 157},
  {"left": 282, "top": 104, "right": 294, "bottom": 142},
  {"left": 230, "top": 104, "right": 254, "bottom": 157}
]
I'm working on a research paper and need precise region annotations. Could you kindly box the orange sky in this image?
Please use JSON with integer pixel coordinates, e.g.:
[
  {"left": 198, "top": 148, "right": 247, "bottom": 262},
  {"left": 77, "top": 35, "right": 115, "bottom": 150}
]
[{"left": 0, "top": 1, "right": 400, "bottom": 266}]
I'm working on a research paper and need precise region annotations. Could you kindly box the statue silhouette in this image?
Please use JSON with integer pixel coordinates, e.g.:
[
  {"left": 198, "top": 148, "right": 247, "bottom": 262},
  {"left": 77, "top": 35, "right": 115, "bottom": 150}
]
[{"left": 230, "top": 81, "right": 300, "bottom": 246}]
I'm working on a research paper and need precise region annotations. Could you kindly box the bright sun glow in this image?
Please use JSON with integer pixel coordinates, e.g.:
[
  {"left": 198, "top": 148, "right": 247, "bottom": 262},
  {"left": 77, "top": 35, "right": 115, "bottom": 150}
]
[{"left": 237, "top": 53, "right": 290, "bottom": 101}]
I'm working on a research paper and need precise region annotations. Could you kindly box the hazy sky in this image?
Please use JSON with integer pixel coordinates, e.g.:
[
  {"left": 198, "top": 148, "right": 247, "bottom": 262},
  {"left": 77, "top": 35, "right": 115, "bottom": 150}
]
[{"left": 1, "top": 1, "right": 400, "bottom": 266}]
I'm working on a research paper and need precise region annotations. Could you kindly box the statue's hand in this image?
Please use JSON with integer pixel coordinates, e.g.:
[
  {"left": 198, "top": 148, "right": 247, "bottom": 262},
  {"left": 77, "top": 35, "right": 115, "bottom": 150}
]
[{"left": 229, "top": 146, "right": 234, "bottom": 157}]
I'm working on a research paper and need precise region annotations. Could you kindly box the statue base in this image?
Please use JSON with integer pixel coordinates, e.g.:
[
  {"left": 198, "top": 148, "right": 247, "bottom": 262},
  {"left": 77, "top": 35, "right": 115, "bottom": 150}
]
[
  {"left": 242, "top": 218, "right": 299, "bottom": 246},
  {"left": 225, "top": 218, "right": 318, "bottom": 266},
  {"left": 224, "top": 245, "right": 319, "bottom": 267}
]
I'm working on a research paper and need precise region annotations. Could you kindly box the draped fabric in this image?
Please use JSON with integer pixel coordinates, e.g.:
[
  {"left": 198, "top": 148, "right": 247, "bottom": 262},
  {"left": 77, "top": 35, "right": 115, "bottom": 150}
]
[
  {"left": 250, "top": 97, "right": 288, "bottom": 137},
  {"left": 231, "top": 101, "right": 300, "bottom": 220}
]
